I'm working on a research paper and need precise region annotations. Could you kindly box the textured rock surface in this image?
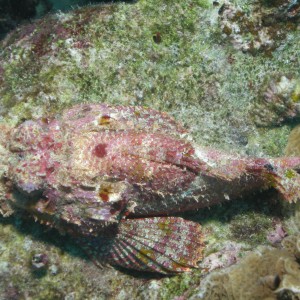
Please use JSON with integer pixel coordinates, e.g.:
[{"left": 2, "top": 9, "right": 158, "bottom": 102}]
[
  {"left": 0, "top": 0, "right": 299, "bottom": 298},
  {"left": 192, "top": 234, "right": 300, "bottom": 300}
]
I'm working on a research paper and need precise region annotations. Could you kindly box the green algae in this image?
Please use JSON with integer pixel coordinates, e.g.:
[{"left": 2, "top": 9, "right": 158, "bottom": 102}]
[
  {"left": 0, "top": 214, "right": 141, "bottom": 300},
  {"left": 285, "top": 169, "right": 297, "bottom": 179},
  {"left": 247, "top": 126, "right": 291, "bottom": 157},
  {"left": 229, "top": 212, "right": 272, "bottom": 245},
  {"left": 157, "top": 270, "right": 202, "bottom": 300},
  {"left": 292, "top": 82, "right": 300, "bottom": 103}
]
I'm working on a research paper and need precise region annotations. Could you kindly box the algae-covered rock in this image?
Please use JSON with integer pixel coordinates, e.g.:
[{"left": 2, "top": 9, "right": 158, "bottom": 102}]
[
  {"left": 0, "top": 0, "right": 300, "bottom": 298},
  {"left": 286, "top": 124, "right": 300, "bottom": 155},
  {"left": 0, "top": 0, "right": 299, "bottom": 153},
  {"left": 252, "top": 75, "right": 300, "bottom": 127},
  {"left": 218, "top": 0, "right": 299, "bottom": 55}
]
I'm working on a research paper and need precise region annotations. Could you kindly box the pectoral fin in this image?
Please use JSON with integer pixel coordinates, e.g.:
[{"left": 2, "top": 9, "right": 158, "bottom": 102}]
[{"left": 82, "top": 217, "right": 204, "bottom": 274}]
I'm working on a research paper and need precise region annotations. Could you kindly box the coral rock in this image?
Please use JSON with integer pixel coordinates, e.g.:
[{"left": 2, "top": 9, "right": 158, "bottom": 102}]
[{"left": 191, "top": 235, "right": 300, "bottom": 299}]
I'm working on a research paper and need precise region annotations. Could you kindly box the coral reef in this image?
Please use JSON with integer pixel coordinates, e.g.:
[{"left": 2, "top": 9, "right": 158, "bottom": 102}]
[
  {"left": 267, "top": 223, "right": 287, "bottom": 244},
  {"left": 0, "top": 0, "right": 299, "bottom": 298},
  {"left": 252, "top": 75, "right": 300, "bottom": 127},
  {"left": 191, "top": 235, "right": 300, "bottom": 300},
  {"left": 199, "top": 242, "right": 244, "bottom": 272},
  {"left": 218, "top": 0, "right": 300, "bottom": 55}
]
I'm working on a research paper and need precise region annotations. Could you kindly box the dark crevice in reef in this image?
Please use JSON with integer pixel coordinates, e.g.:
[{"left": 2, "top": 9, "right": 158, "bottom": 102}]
[{"left": 0, "top": 0, "right": 137, "bottom": 40}]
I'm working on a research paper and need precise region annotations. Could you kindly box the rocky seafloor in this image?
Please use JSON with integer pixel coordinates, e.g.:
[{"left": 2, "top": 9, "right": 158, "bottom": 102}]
[{"left": 0, "top": 0, "right": 299, "bottom": 299}]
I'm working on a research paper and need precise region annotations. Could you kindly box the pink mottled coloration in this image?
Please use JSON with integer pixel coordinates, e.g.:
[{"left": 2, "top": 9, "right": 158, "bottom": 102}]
[
  {"left": 0, "top": 103, "right": 300, "bottom": 274},
  {"left": 93, "top": 143, "right": 108, "bottom": 158},
  {"left": 267, "top": 224, "right": 287, "bottom": 244}
]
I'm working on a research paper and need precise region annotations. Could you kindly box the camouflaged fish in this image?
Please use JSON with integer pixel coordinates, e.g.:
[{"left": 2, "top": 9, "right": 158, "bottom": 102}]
[{"left": 0, "top": 104, "right": 299, "bottom": 274}]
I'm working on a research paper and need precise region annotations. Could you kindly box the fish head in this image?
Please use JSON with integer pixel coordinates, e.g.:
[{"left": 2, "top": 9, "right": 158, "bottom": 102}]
[{"left": 4, "top": 104, "right": 204, "bottom": 233}]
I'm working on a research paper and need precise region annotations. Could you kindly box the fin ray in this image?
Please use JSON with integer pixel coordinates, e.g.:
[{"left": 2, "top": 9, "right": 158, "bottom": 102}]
[{"left": 106, "top": 217, "right": 204, "bottom": 273}]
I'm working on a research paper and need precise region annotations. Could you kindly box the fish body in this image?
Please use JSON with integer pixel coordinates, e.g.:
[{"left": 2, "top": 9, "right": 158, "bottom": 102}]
[{"left": 0, "top": 104, "right": 299, "bottom": 274}]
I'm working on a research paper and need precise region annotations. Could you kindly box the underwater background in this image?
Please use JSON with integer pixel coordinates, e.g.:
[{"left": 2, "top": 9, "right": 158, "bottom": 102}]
[
  {"left": 0, "top": 0, "right": 299, "bottom": 299},
  {"left": 0, "top": 0, "right": 136, "bottom": 39}
]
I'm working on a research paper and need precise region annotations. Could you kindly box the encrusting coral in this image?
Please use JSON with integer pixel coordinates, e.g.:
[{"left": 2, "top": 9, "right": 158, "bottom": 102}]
[{"left": 192, "top": 235, "right": 300, "bottom": 300}]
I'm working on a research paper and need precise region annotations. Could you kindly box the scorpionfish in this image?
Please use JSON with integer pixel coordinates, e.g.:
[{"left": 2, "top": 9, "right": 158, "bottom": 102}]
[{"left": 0, "top": 104, "right": 299, "bottom": 274}]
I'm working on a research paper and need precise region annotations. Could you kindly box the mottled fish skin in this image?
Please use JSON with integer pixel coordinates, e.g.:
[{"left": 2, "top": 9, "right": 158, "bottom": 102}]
[{"left": 0, "top": 103, "right": 299, "bottom": 274}]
